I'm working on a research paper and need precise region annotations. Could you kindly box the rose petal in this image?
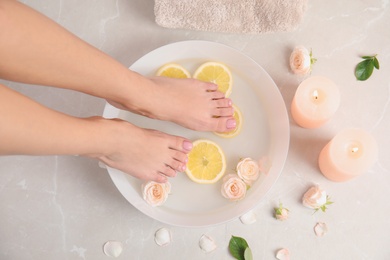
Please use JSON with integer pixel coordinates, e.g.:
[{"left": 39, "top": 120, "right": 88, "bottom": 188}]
[
  {"left": 199, "top": 235, "right": 217, "bottom": 253},
  {"left": 276, "top": 248, "right": 290, "bottom": 260},
  {"left": 154, "top": 228, "right": 172, "bottom": 246},
  {"left": 258, "top": 156, "right": 272, "bottom": 175},
  {"left": 239, "top": 210, "right": 257, "bottom": 225},
  {"left": 314, "top": 222, "right": 328, "bottom": 237},
  {"left": 103, "top": 240, "right": 123, "bottom": 258}
]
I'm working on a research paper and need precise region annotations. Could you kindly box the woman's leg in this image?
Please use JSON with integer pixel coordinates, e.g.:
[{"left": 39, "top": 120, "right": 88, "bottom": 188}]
[
  {"left": 0, "top": 83, "right": 191, "bottom": 183},
  {"left": 0, "top": 0, "right": 235, "bottom": 132}
]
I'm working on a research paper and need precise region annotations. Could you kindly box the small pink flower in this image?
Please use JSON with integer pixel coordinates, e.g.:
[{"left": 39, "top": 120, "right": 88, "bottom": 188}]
[
  {"left": 274, "top": 203, "right": 289, "bottom": 221},
  {"left": 289, "top": 46, "right": 316, "bottom": 75},
  {"left": 221, "top": 174, "right": 247, "bottom": 201},
  {"left": 302, "top": 185, "right": 333, "bottom": 213},
  {"left": 142, "top": 181, "right": 171, "bottom": 207},
  {"left": 236, "top": 158, "right": 260, "bottom": 186}
]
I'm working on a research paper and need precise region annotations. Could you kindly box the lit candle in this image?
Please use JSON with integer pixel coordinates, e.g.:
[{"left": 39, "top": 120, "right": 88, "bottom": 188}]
[
  {"left": 318, "top": 128, "right": 378, "bottom": 182},
  {"left": 291, "top": 76, "right": 340, "bottom": 128}
]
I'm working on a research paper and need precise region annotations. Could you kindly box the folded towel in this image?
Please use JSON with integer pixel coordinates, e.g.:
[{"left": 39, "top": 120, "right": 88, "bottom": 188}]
[{"left": 154, "top": 0, "right": 308, "bottom": 34}]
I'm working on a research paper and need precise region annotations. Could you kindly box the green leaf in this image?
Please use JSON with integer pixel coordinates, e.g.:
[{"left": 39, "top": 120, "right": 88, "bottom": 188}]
[
  {"left": 229, "top": 236, "right": 249, "bottom": 260},
  {"left": 244, "top": 247, "right": 253, "bottom": 260},
  {"left": 374, "top": 57, "right": 380, "bottom": 69},
  {"left": 355, "top": 59, "right": 374, "bottom": 81},
  {"left": 362, "top": 56, "right": 373, "bottom": 60},
  {"left": 355, "top": 54, "right": 380, "bottom": 81}
]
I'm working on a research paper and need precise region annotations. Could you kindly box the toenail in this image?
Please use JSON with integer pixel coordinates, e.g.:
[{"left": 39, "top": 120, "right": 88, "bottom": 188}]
[
  {"left": 228, "top": 99, "right": 232, "bottom": 106},
  {"left": 227, "top": 119, "right": 236, "bottom": 129},
  {"left": 183, "top": 140, "right": 193, "bottom": 151}
]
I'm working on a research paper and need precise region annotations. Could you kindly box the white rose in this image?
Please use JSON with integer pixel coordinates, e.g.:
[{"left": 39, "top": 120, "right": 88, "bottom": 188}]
[
  {"left": 142, "top": 181, "right": 171, "bottom": 207},
  {"left": 236, "top": 158, "right": 260, "bottom": 186},
  {"left": 289, "top": 46, "right": 313, "bottom": 75},
  {"left": 221, "top": 174, "right": 247, "bottom": 202},
  {"left": 302, "top": 185, "right": 327, "bottom": 210},
  {"left": 276, "top": 248, "right": 290, "bottom": 260}
]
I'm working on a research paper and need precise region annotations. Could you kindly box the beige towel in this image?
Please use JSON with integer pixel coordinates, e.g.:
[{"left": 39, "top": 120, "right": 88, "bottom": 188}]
[{"left": 154, "top": 0, "right": 308, "bottom": 34}]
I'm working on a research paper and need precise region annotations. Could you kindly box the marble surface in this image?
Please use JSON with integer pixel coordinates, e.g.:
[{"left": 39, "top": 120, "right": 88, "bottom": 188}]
[{"left": 1, "top": 0, "right": 389, "bottom": 259}]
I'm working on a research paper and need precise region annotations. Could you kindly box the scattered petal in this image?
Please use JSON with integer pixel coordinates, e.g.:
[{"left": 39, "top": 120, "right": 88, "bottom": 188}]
[
  {"left": 103, "top": 240, "right": 123, "bottom": 258},
  {"left": 258, "top": 156, "right": 272, "bottom": 175},
  {"left": 314, "top": 222, "right": 328, "bottom": 237},
  {"left": 199, "top": 235, "right": 217, "bottom": 253},
  {"left": 276, "top": 248, "right": 290, "bottom": 260},
  {"left": 154, "top": 228, "right": 172, "bottom": 246},
  {"left": 240, "top": 210, "right": 257, "bottom": 225}
]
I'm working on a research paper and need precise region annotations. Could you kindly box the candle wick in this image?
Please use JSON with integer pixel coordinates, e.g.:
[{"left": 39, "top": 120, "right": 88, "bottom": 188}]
[
  {"left": 351, "top": 147, "right": 359, "bottom": 153},
  {"left": 313, "top": 90, "right": 319, "bottom": 100}
]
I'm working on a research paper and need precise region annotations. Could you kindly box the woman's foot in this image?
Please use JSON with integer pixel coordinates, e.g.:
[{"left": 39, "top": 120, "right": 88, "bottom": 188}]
[
  {"left": 96, "top": 118, "right": 192, "bottom": 183},
  {"left": 109, "top": 76, "right": 236, "bottom": 133}
]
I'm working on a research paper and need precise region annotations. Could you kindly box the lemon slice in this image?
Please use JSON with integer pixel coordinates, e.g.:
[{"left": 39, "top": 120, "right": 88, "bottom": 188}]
[
  {"left": 193, "top": 61, "right": 233, "bottom": 97},
  {"left": 185, "top": 139, "right": 226, "bottom": 184},
  {"left": 214, "top": 104, "right": 243, "bottom": 138},
  {"left": 156, "top": 63, "right": 191, "bottom": 78}
]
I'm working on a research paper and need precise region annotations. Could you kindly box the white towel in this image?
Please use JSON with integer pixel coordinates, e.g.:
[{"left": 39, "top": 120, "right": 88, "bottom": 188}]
[{"left": 154, "top": 0, "right": 308, "bottom": 34}]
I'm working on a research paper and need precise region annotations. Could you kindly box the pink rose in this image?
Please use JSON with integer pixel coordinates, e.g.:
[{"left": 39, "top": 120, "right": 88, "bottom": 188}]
[
  {"left": 274, "top": 203, "right": 289, "bottom": 221},
  {"left": 236, "top": 158, "right": 260, "bottom": 186},
  {"left": 302, "top": 185, "right": 332, "bottom": 212},
  {"left": 142, "top": 181, "right": 171, "bottom": 207},
  {"left": 221, "top": 174, "right": 247, "bottom": 201},
  {"left": 289, "top": 46, "right": 315, "bottom": 75}
]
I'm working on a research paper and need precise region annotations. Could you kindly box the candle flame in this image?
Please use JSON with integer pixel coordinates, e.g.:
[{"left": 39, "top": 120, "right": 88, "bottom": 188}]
[{"left": 351, "top": 147, "right": 359, "bottom": 153}]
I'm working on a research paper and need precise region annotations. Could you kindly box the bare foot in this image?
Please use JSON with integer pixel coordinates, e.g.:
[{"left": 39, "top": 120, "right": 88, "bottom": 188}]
[
  {"left": 109, "top": 76, "right": 236, "bottom": 132},
  {"left": 97, "top": 118, "right": 192, "bottom": 183}
]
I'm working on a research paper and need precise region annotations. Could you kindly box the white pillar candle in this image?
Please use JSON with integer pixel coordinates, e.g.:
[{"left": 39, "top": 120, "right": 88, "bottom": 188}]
[
  {"left": 291, "top": 76, "right": 340, "bottom": 128},
  {"left": 318, "top": 128, "right": 378, "bottom": 182}
]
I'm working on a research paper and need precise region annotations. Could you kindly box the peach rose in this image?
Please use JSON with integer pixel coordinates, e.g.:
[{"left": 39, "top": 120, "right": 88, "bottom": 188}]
[
  {"left": 274, "top": 203, "right": 289, "bottom": 221},
  {"left": 302, "top": 185, "right": 332, "bottom": 212},
  {"left": 236, "top": 158, "right": 260, "bottom": 186},
  {"left": 142, "top": 181, "right": 171, "bottom": 207},
  {"left": 289, "top": 46, "right": 315, "bottom": 75},
  {"left": 221, "top": 174, "right": 247, "bottom": 201}
]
